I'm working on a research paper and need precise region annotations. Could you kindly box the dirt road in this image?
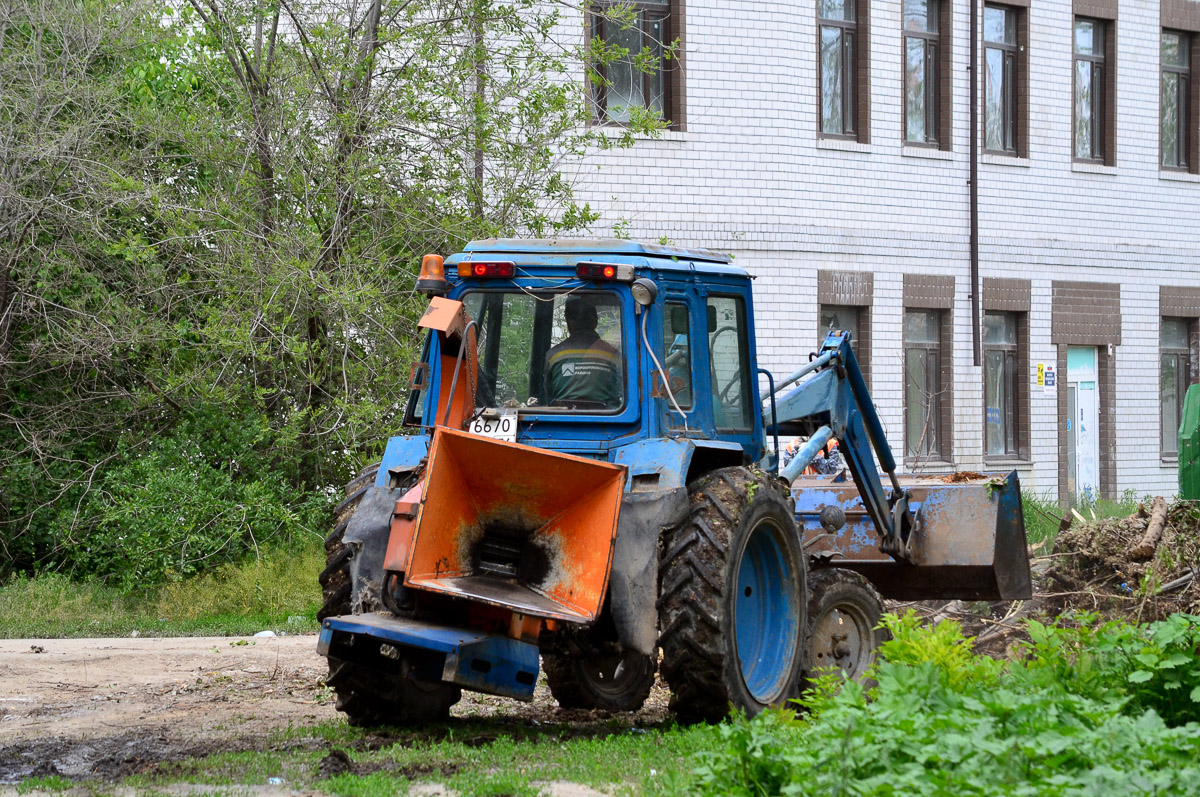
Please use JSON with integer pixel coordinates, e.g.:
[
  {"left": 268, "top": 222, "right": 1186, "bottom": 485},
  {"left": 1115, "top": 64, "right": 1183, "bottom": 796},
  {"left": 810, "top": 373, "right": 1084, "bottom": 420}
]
[{"left": 0, "top": 635, "right": 668, "bottom": 785}]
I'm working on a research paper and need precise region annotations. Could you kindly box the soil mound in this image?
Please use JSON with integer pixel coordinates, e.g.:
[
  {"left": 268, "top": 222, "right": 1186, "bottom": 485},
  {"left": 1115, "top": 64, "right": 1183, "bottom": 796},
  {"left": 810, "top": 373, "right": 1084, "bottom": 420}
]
[{"left": 1043, "top": 499, "right": 1199, "bottom": 622}]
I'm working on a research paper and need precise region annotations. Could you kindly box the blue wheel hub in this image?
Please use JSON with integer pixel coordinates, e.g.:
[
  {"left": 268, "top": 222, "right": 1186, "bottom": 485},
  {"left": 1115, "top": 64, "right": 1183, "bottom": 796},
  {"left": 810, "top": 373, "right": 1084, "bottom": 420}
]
[{"left": 734, "top": 519, "right": 800, "bottom": 702}]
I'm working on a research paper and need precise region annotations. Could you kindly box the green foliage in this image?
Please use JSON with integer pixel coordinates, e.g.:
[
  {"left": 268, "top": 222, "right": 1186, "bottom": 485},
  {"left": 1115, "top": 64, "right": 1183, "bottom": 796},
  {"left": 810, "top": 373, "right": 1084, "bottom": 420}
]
[
  {"left": 0, "top": 542, "right": 323, "bottom": 638},
  {"left": 1020, "top": 613, "right": 1200, "bottom": 727},
  {"left": 1021, "top": 489, "right": 1145, "bottom": 548},
  {"left": 76, "top": 408, "right": 330, "bottom": 588},
  {"left": 1, "top": 0, "right": 664, "bottom": 590},
  {"left": 684, "top": 612, "right": 1200, "bottom": 796}
]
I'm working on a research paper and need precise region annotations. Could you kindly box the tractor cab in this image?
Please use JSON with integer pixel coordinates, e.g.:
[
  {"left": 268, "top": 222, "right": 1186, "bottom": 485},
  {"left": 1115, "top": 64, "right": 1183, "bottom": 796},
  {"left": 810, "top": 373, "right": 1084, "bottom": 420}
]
[{"left": 403, "top": 239, "right": 767, "bottom": 467}]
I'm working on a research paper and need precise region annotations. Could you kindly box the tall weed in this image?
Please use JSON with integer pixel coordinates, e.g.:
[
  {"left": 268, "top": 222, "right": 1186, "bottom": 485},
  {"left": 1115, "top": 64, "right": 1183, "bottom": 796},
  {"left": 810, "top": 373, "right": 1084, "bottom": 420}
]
[{"left": 686, "top": 612, "right": 1200, "bottom": 797}]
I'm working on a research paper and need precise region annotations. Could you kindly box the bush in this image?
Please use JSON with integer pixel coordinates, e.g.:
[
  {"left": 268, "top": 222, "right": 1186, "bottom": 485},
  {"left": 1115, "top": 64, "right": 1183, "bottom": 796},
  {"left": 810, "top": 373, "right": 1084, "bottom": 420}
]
[
  {"left": 71, "top": 407, "right": 332, "bottom": 590},
  {"left": 687, "top": 613, "right": 1200, "bottom": 796}
]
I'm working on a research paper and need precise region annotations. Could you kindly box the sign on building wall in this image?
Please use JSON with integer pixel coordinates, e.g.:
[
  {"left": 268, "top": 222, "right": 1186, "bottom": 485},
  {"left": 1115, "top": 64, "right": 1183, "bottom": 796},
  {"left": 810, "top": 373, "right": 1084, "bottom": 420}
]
[{"left": 1036, "top": 363, "right": 1057, "bottom": 395}]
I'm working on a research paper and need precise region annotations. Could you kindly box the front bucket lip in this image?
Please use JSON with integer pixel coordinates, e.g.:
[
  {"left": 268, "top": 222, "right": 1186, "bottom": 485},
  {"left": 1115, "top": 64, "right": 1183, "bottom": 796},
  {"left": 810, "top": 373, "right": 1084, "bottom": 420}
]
[{"left": 403, "top": 426, "right": 627, "bottom": 623}]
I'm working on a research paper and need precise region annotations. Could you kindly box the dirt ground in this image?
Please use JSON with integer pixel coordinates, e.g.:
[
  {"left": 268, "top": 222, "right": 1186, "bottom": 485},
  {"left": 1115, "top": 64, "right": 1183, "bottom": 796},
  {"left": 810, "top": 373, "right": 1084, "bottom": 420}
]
[{"left": 0, "top": 634, "right": 668, "bottom": 788}]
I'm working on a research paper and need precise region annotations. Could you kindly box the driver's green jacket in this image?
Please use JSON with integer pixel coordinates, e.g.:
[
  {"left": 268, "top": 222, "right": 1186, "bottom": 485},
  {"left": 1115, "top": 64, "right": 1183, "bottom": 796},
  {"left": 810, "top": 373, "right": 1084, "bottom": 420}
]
[{"left": 544, "top": 332, "right": 622, "bottom": 407}]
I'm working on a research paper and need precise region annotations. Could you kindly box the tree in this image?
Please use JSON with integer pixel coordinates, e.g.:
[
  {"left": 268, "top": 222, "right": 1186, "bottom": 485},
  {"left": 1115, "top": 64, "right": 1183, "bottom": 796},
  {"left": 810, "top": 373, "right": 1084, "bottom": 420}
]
[{"left": 0, "top": 0, "right": 666, "bottom": 585}]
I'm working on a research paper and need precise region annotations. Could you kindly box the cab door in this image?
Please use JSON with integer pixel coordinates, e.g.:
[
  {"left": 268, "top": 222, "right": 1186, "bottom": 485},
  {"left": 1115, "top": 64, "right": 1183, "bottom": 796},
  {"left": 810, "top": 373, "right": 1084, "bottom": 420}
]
[{"left": 652, "top": 285, "right": 703, "bottom": 436}]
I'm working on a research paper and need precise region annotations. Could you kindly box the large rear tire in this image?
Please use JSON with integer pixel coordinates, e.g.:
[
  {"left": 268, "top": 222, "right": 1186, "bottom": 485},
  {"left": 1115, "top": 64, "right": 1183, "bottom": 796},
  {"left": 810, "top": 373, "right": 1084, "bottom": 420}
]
[
  {"left": 318, "top": 466, "right": 378, "bottom": 622},
  {"left": 657, "top": 467, "right": 808, "bottom": 724},
  {"left": 319, "top": 465, "right": 461, "bottom": 726},
  {"left": 543, "top": 648, "right": 656, "bottom": 711},
  {"left": 804, "top": 568, "right": 886, "bottom": 684}
]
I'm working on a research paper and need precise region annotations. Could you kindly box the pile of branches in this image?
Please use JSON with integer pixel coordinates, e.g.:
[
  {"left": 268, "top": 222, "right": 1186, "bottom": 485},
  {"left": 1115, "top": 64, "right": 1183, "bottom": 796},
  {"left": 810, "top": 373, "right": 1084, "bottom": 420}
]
[
  {"left": 1043, "top": 498, "right": 1199, "bottom": 623},
  {"left": 900, "top": 499, "right": 1199, "bottom": 654}
]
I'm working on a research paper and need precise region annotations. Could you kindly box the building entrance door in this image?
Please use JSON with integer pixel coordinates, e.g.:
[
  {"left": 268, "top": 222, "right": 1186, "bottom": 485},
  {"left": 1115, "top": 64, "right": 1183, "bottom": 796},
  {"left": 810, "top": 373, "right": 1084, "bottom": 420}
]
[{"left": 1066, "top": 346, "right": 1099, "bottom": 504}]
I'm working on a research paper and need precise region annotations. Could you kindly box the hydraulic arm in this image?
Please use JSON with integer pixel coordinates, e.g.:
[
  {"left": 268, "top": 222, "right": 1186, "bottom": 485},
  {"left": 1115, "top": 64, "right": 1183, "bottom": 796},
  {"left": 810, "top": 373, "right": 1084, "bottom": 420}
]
[{"left": 769, "top": 331, "right": 917, "bottom": 561}]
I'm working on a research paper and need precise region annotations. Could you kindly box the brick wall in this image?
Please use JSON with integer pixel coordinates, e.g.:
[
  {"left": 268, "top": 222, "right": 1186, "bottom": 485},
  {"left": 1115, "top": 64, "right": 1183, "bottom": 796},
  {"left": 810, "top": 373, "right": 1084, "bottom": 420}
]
[{"left": 562, "top": 0, "right": 1200, "bottom": 498}]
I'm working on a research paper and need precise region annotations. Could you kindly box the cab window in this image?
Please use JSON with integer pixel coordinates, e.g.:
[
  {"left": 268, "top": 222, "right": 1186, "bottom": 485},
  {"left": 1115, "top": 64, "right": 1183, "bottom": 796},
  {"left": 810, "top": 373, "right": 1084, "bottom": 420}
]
[
  {"left": 662, "top": 302, "right": 694, "bottom": 409},
  {"left": 707, "top": 295, "right": 752, "bottom": 431},
  {"left": 461, "top": 291, "right": 625, "bottom": 412}
]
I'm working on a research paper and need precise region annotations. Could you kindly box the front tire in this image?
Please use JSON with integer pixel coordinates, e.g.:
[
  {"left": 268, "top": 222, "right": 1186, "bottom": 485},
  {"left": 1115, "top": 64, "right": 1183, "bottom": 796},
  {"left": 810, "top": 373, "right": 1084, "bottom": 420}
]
[
  {"left": 804, "top": 568, "right": 886, "bottom": 684},
  {"left": 318, "top": 466, "right": 378, "bottom": 622},
  {"left": 544, "top": 648, "right": 656, "bottom": 711},
  {"left": 319, "top": 465, "right": 462, "bottom": 726},
  {"left": 657, "top": 467, "right": 808, "bottom": 724},
  {"left": 326, "top": 657, "right": 460, "bottom": 727}
]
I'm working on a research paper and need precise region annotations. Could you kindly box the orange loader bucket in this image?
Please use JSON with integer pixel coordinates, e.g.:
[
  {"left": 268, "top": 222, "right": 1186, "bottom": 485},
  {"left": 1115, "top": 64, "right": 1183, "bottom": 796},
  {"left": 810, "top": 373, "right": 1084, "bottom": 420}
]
[{"left": 403, "top": 427, "right": 626, "bottom": 624}]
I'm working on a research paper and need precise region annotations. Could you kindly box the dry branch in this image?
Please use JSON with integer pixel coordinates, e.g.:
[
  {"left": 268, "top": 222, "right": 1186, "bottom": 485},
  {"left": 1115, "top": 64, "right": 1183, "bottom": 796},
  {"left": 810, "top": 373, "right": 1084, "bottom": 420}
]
[{"left": 1129, "top": 496, "right": 1168, "bottom": 560}]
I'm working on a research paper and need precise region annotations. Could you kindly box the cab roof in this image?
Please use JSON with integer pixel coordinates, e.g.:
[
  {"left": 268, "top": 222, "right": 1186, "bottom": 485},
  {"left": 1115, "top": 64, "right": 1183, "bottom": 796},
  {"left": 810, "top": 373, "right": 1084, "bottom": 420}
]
[{"left": 450, "top": 238, "right": 746, "bottom": 277}]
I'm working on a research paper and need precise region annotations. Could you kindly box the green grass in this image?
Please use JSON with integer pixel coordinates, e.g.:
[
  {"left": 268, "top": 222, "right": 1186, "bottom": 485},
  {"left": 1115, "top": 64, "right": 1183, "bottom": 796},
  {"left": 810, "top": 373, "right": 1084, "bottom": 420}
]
[
  {"left": 113, "top": 719, "right": 717, "bottom": 796},
  {"left": 1022, "top": 489, "right": 1143, "bottom": 548},
  {"left": 0, "top": 542, "right": 324, "bottom": 638}
]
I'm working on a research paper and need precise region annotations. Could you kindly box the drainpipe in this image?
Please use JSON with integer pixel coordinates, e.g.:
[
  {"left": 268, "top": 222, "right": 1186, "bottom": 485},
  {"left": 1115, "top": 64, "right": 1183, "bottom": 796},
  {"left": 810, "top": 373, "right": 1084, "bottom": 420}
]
[{"left": 970, "top": 0, "right": 981, "bottom": 367}]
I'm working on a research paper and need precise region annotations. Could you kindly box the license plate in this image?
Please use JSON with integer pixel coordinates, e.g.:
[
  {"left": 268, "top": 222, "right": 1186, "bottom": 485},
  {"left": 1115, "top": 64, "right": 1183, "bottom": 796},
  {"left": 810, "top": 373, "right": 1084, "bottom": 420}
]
[{"left": 469, "top": 410, "right": 518, "bottom": 442}]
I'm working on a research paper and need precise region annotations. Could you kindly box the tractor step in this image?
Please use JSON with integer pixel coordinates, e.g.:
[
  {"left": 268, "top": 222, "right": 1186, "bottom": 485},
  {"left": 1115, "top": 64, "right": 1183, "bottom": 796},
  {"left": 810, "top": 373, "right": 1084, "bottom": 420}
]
[{"left": 319, "top": 613, "right": 540, "bottom": 701}]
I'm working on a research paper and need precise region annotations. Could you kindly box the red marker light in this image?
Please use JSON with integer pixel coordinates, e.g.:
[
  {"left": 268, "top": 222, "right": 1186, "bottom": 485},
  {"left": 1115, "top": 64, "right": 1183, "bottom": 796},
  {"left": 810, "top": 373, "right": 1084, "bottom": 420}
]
[
  {"left": 576, "top": 262, "right": 633, "bottom": 281},
  {"left": 458, "top": 261, "right": 515, "bottom": 279}
]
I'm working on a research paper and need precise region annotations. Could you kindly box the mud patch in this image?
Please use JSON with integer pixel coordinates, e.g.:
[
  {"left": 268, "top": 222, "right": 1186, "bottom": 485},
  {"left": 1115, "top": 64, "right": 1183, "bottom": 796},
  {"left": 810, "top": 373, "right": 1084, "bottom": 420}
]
[{"left": 2, "top": 733, "right": 218, "bottom": 782}]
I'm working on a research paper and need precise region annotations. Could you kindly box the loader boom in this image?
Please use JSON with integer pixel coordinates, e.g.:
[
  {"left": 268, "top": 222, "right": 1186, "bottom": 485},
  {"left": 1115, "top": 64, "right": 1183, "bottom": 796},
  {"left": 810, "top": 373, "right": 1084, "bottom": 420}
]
[{"left": 770, "top": 331, "right": 916, "bottom": 561}]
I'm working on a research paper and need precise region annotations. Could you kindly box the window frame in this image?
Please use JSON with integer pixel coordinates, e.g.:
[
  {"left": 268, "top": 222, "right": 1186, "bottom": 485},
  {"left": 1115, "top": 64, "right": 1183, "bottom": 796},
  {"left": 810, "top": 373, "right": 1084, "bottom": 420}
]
[
  {"left": 459, "top": 288, "right": 629, "bottom": 415},
  {"left": 982, "top": 311, "right": 1023, "bottom": 460},
  {"left": 1161, "top": 29, "right": 1193, "bottom": 172},
  {"left": 1073, "top": 16, "right": 1110, "bottom": 164},
  {"left": 902, "top": 0, "right": 941, "bottom": 147},
  {"left": 903, "top": 309, "right": 946, "bottom": 462},
  {"left": 1161, "top": 317, "right": 1193, "bottom": 458},
  {"left": 983, "top": 4, "right": 1021, "bottom": 155},
  {"left": 589, "top": 0, "right": 680, "bottom": 130},
  {"left": 818, "top": 0, "right": 869, "bottom": 141}
]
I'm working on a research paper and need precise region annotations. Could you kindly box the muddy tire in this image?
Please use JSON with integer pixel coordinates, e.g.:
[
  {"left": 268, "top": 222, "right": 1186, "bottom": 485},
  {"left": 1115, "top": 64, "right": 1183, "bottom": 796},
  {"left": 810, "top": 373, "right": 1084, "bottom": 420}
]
[
  {"left": 543, "top": 649, "right": 656, "bottom": 711},
  {"left": 318, "top": 466, "right": 378, "bottom": 622},
  {"left": 804, "top": 568, "right": 886, "bottom": 684},
  {"left": 657, "top": 467, "right": 808, "bottom": 724},
  {"left": 326, "top": 657, "right": 460, "bottom": 727}
]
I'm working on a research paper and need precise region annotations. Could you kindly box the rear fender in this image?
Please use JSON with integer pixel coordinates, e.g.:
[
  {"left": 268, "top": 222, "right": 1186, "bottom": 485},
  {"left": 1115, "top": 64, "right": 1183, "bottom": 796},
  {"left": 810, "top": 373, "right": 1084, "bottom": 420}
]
[
  {"left": 376, "top": 434, "right": 430, "bottom": 488},
  {"left": 609, "top": 438, "right": 742, "bottom": 654}
]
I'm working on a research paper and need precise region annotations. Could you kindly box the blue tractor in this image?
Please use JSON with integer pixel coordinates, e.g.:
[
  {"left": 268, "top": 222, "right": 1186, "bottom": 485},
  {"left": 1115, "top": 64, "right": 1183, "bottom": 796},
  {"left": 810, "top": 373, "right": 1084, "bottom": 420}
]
[{"left": 318, "top": 239, "right": 1031, "bottom": 724}]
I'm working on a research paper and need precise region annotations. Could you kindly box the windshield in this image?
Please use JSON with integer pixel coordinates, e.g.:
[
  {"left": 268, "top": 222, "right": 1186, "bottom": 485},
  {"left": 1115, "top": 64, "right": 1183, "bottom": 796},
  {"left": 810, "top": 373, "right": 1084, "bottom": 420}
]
[{"left": 461, "top": 290, "right": 625, "bottom": 412}]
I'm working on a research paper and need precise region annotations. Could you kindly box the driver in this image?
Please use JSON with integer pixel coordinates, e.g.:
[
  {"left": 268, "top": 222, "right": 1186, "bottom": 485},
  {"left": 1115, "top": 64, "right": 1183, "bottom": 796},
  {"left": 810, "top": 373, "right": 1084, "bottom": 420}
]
[{"left": 544, "top": 298, "right": 621, "bottom": 407}]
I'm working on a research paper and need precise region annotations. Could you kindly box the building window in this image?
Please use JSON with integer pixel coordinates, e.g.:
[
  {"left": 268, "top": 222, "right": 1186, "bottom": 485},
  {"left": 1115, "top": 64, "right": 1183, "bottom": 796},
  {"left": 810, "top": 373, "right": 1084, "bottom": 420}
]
[
  {"left": 984, "top": 5, "right": 1018, "bottom": 153},
  {"left": 983, "top": 312, "right": 1020, "bottom": 458},
  {"left": 819, "top": 0, "right": 859, "bottom": 137},
  {"left": 820, "top": 304, "right": 859, "bottom": 344},
  {"left": 903, "top": 0, "right": 939, "bottom": 145},
  {"left": 590, "top": 0, "right": 674, "bottom": 126},
  {"left": 1073, "top": 18, "right": 1108, "bottom": 162},
  {"left": 819, "top": 304, "right": 870, "bottom": 375},
  {"left": 904, "top": 309, "right": 944, "bottom": 459},
  {"left": 1162, "top": 31, "right": 1191, "bottom": 170},
  {"left": 1162, "top": 318, "right": 1192, "bottom": 456}
]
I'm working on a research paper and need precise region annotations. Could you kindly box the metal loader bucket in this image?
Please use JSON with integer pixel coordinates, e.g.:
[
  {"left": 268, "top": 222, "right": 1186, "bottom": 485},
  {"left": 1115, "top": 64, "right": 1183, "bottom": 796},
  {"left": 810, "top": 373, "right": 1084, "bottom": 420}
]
[
  {"left": 795, "top": 471, "right": 1031, "bottom": 601},
  {"left": 403, "top": 427, "right": 626, "bottom": 623}
]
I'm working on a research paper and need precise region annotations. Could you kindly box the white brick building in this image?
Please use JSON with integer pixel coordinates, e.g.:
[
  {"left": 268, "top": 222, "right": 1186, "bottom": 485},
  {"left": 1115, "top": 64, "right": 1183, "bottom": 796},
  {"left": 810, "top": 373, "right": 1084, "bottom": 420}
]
[{"left": 568, "top": 0, "right": 1200, "bottom": 503}]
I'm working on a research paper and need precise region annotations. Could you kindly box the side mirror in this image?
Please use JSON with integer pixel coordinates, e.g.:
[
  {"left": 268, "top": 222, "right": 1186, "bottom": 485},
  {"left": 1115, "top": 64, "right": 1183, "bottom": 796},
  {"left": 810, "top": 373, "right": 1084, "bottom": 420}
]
[{"left": 707, "top": 305, "right": 718, "bottom": 333}]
